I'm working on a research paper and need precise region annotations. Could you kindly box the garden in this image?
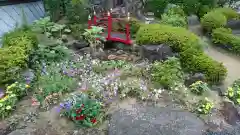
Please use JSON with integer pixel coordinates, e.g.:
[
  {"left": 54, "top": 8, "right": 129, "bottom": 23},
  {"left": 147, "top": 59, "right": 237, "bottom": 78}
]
[{"left": 1, "top": 0, "right": 240, "bottom": 134}]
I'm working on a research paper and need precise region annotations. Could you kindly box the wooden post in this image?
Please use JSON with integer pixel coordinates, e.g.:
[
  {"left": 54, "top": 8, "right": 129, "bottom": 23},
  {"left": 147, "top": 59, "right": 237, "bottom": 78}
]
[
  {"left": 88, "top": 15, "right": 92, "bottom": 29},
  {"left": 107, "top": 11, "right": 111, "bottom": 40},
  {"left": 126, "top": 23, "right": 130, "bottom": 44}
]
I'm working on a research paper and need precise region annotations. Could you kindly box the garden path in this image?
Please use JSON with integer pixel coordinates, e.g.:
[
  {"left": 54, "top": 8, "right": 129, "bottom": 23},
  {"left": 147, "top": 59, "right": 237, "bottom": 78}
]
[{"left": 188, "top": 25, "right": 240, "bottom": 89}]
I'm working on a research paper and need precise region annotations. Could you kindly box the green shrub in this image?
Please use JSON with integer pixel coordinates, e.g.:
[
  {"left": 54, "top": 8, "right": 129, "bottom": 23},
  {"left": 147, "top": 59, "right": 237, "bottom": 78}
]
[
  {"left": 69, "top": 23, "right": 86, "bottom": 39},
  {"left": 189, "top": 81, "right": 209, "bottom": 95},
  {"left": 198, "top": 5, "right": 212, "bottom": 17},
  {"left": 214, "top": 7, "right": 239, "bottom": 20},
  {"left": 227, "top": 79, "right": 240, "bottom": 104},
  {"left": 6, "top": 82, "right": 30, "bottom": 99},
  {"left": 201, "top": 11, "right": 227, "bottom": 31},
  {"left": 136, "top": 24, "right": 227, "bottom": 83},
  {"left": 164, "top": 4, "right": 186, "bottom": 17},
  {"left": 161, "top": 14, "right": 187, "bottom": 27},
  {"left": 60, "top": 93, "right": 104, "bottom": 127},
  {"left": 0, "top": 93, "right": 18, "bottom": 119},
  {"left": 180, "top": 48, "right": 227, "bottom": 83},
  {"left": 0, "top": 29, "right": 37, "bottom": 84},
  {"left": 196, "top": 97, "right": 214, "bottom": 114},
  {"left": 212, "top": 27, "right": 240, "bottom": 53},
  {"left": 151, "top": 57, "right": 184, "bottom": 88}
]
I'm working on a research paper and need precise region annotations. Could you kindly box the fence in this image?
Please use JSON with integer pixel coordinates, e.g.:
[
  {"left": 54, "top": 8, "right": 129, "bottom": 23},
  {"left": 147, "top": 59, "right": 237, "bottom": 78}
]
[{"left": 0, "top": 0, "right": 45, "bottom": 38}]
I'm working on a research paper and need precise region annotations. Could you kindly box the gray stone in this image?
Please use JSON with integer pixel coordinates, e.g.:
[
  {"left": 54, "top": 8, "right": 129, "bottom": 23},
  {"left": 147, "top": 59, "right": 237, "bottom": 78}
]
[
  {"left": 22, "top": 69, "right": 35, "bottom": 83},
  {"left": 67, "top": 40, "right": 89, "bottom": 50},
  {"left": 141, "top": 44, "right": 174, "bottom": 62},
  {"left": 227, "top": 20, "right": 240, "bottom": 30},
  {"left": 187, "top": 15, "right": 200, "bottom": 26},
  {"left": 108, "top": 104, "right": 205, "bottom": 135},
  {"left": 221, "top": 101, "right": 240, "bottom": 125},
  {"left": 185, "top": 73, "right": 206, "bottom": 86}
]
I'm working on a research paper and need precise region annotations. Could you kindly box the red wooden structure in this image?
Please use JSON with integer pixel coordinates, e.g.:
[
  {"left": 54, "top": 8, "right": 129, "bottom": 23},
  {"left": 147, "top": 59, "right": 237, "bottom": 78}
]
[{"left": 88, "top": 12, "right": 132, "bottom": 45}]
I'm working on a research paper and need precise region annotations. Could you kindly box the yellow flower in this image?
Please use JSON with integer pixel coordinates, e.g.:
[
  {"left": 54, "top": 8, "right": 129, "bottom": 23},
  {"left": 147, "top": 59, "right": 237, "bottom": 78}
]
[
  {"left": 25, "top": 84, "right": 30, "bottom": 88},
  {"left": 6, "top": 106, "right": 11, "bottom": 110},
  {"left": 0, "top": 103, "right": 3, "bottom": 107}
]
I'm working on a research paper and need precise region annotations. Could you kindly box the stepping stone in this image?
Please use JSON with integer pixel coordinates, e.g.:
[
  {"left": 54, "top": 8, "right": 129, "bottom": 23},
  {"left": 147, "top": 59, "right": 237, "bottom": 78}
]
[{"left": 108, "top": 104, "right": 206, "bottom": 135}]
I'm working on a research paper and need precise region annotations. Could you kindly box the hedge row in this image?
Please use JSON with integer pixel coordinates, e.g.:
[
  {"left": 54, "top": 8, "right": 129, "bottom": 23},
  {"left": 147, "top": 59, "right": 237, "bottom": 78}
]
[
  {"left": 212, "top": 27, "right": 240, "bottom": 53},
  {"left": 201, "top": 7, "right": 238, "bottom": 32},
  {"left": 0, "top": 29, "right": 37, "bottom": 84},
  {"left": 136, "top": 24, "right": 227, "bottom": 83}
]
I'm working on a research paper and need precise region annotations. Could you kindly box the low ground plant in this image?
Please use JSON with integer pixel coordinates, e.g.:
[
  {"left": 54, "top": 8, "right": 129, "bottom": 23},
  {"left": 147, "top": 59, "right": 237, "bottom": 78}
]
[
  {"left": 151, "top": 57, "right": 184, "bottom": 89},
  {"left": 196, "top": 98, "right": 214, "bottom": 114},
  {"left": 226, "top": 79, "right": 240, "bottom": 104},
  {"left": 189, "top": 81, "right": 209, "bottom": 95}
]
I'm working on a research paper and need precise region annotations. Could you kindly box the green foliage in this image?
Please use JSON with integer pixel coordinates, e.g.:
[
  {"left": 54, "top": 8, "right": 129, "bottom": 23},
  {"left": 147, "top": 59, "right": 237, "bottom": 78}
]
[
  {"left": 198, "top": 5, "right": 212, "bottom": 17},
  {"left": 65, "top": 0, "right": 89, "bottom": 24},
  {"left": 83, "top": 26, "right": 105, "bottom": 52},
  {"left": 0, "top": 93, "right": 18, "bottom": 119},
  {"left": 189, "top": 81, "right": 209, "bottom": 95},
  {"left": 60, "top": 93, "right": 104, "bottom": 127},
  {"left": 180, "top": 48, "right": 227, "bottom": 83},
  {"left": 201, "top": 11, "right": 227, "bottom": 32},
  {"left": 226, "top": 79, "right": 240, "bottom": 104},
  {"left": 29, "top": 43, "right": 72, "bottom": 69},
  {"left": 212, "top": 27, "right": 240, "bottom": 53},
  {"left": 136, "top": 24, "right": 227, "bottom": 83},
  {"left": 151, "top": 57, "right": 184, "bottom": 88},
  {"left": 161, "top": 14, "right": 187, "bottom": 27},
  {"left": 32, "top": 17, "right": 71, "bottom": 41},
  {"left": 6, "top": 82, "right": 30, "bottom": 99},
  {"left": 0, "top": 29, "right": 37, "bottom": 84},
  {"left": 214, "top": 7, "right": 239, "bottom": 20},
  {"left": 201, "top": 7, "right": 238, "bottom": 31},
  {"left": 69, "top": 23, "right": 87, "bottom": 39},
  {"left": 34, "top": 63, "right": 77, "bottom": 108},
  {"left": 144, "top": 0, "right": 168, "bottom": 18},
  {"left": 165, "top": 5, "right": 186, "bottom": 17},
  {"left": 196, "top": 97, "right": 214, "bottom": 114}
]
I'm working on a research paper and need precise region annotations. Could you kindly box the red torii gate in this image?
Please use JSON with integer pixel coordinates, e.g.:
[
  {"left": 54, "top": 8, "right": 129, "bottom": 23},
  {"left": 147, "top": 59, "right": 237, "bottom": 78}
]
[{"left": 88, "top": 11, "right": 132, "bottom": 45}]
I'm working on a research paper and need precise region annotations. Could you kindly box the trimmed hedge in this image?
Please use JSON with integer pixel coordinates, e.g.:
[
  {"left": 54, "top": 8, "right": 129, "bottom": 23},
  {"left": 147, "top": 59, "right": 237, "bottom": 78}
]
[
  {"left": 201, "top": 11, "right": 227, "bottom": 32},
  {"left": 136, "top": 24, "right": 227, "bottom": 83},
  {"left": 201, "top": 7, "right": 238, "bottom": 32},
  {"left": 212, "top": 27, "right": 240, "bottom": 53},
  {"left": 0, "top": 29, "right": 37, "bottom": 84}
]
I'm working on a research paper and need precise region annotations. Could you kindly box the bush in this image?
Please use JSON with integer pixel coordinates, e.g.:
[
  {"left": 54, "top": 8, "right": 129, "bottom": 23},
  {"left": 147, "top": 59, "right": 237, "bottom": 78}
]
[
  {"left": 0, "top": 93, "right": 18, "bottom": 119},
  {"left": 0, "top": 29, "right": 37, "bottom": 84},
  {"left": 151, "top": 57, "right": 184, "bottom": 88},
  {"left": 164, "top": 4, "right": 186, "bottom": 17},
  {"left": 200, "top": 7, "right": 238, "bottom": 31},
  {"left": 201, "top": 11, "right": 227, "bottom": 32},
  {"left": 214, "top": 7, "right": 239, "bottom": 20},
  {"left": 69, "top": 23, "right": 87, "bottom": 40},
  {"left": 59, "top": 93, "right": 104, "bottom": 127},
  {"left": 198, "top": 5, "right": 212, "bottom": 17},
  {"left": 136, "top": 24, "right": 227, "bottom": 83},
  {"left": 189, "top": 81, "right": 209, "bottom": 95},
  {"left": 227, "top": 79, "right": 240, "bottom": 104},
  {"left": 212, "top": 27, "right": 240, "bottom": 53},
  {"left": 6, "top": 82, "right": 30, "bottom": 99},
  {"left": 196, "top": 97, "right": 214, "bottom": 114},
  {"left": 161, "top": 14, "right": 187, "bottom": 27}
]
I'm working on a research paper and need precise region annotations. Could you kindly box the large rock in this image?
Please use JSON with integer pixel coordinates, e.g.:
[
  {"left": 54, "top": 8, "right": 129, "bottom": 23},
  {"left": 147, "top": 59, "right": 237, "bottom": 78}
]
[
  {"left": 187, "top": 15, "right": 200, "bottom": 26},
  {"left": 109, "top": 104, "right": 205, "bottom": 135},
  {"left": 141, "top": 44, "right": 174, "bottom": 62},
  {"left": 226, "top": 20, "right": 240, "bottom": 30},
  {"left": 185, "top": 73, "right": 206, "bottom": 86}
]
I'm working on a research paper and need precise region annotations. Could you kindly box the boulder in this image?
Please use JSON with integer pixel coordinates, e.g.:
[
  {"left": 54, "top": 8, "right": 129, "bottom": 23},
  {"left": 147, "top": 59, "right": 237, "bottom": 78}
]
[
  {"left": 187, "top": 15, "right": 200, "bottom": 26},
  {"left": 185, "top": 73, "right": 206, "bottom": 86},
  {"left": 0, "top": 121, "right": 12, "bottom": 135},
  {"left": 226, "top": 20, "right": 240, "bottom": 30},
  {"left": 109, "top": 104, "right": 205, "bottom": 135},
  {"left": 67, "top": 40, "right": 89, "bottom": 50},
  {"left": 140, "top": 44, "right": 174, "bottom": 62}
]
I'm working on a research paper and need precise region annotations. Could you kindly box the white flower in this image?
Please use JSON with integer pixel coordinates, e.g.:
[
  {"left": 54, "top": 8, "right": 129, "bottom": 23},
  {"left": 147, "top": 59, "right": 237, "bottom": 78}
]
[{"left": 157, "top": 89, "right": 162, "bottom": 94}]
